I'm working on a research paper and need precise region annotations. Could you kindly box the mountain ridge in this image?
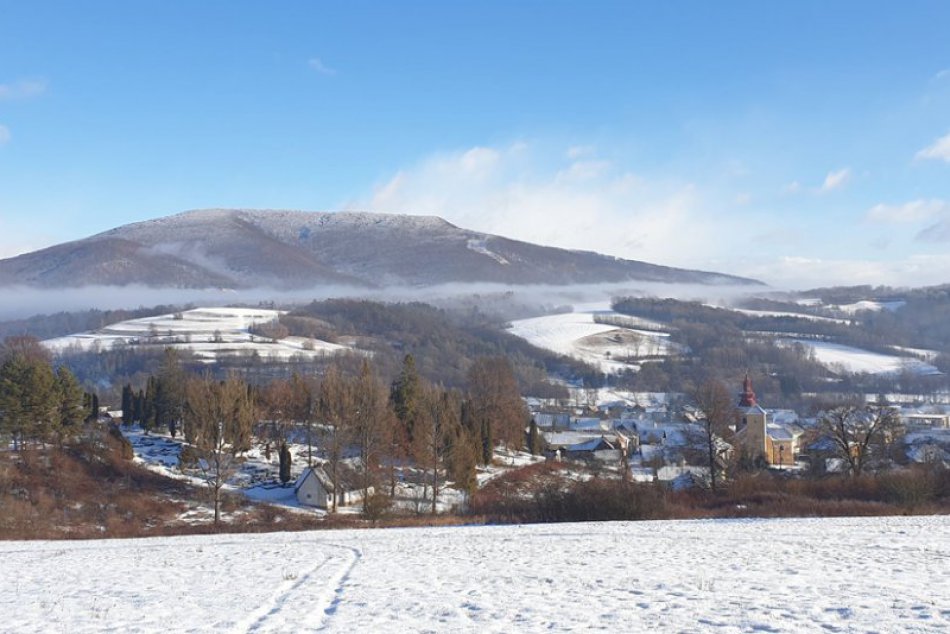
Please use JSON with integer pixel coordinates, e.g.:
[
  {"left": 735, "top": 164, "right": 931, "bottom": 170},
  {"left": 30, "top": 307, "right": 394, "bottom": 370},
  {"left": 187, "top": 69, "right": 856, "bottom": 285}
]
[{"left": 0, "top": 209, "right": 764, "bottom": 289}]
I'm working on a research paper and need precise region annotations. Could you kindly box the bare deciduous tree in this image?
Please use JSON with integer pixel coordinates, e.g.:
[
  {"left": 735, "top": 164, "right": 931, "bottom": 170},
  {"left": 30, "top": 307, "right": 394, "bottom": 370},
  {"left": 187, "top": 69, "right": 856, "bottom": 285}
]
[
  {"left": 185, "top": 375, "right": 254, "bottom": 524},
  {"left": 468, "top": 356, "right": 528, "bottom": 456},
  {"left": 692, "top": 379, "right": 734, "bottom": 492},
  {"left": 353, "top": 360, "right": 393, "bottom": 504},
  {"left": 412, "top": 384, "right": 461, "bottom": 515},
  {"left": 318, "top": 363, "right": 355, "bottom": 512},
  {"left": 818, "top": 404, "right": 902, "bottom": 477}
]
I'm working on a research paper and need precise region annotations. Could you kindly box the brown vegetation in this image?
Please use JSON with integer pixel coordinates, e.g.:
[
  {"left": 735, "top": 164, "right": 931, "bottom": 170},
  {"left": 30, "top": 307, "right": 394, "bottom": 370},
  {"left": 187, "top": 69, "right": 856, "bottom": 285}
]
[
  {"left": 0, "top": 435, "right": 190, "bottom": 539},
  {"left": 469, "top": 461, "right": 950, "bottom": 526}
]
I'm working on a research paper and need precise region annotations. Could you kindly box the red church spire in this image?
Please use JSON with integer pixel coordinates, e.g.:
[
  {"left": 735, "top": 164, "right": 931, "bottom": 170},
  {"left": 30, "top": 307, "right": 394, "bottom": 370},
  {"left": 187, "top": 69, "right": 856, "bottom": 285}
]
[{"left": 739, "top": 372, "right": 757, "bottom": 407}]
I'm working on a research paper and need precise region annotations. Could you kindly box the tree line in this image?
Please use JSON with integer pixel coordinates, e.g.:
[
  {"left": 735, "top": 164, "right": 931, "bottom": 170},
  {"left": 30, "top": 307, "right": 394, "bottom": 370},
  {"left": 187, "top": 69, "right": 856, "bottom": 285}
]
[
  {"left": 0, "top": 336, "right": 95, "bottom": 450},
  {"left": 116, "top": 350, "right": 530, "bottom": 522}
]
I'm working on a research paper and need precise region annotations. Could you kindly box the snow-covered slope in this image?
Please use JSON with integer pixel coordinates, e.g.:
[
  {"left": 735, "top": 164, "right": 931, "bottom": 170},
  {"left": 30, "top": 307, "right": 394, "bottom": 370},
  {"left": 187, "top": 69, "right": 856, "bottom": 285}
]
[
  {"left": 43, "top": 307, "right": 348, "bottom": 362},
  {"left": 508, "top": 303, "right": 679, "bottom": 373},
  {"left": 784, "top": 339, "right": 941, "bottom": 376},
  {"left": 1, "top": 516, "right": 946, "bottom": 633}
]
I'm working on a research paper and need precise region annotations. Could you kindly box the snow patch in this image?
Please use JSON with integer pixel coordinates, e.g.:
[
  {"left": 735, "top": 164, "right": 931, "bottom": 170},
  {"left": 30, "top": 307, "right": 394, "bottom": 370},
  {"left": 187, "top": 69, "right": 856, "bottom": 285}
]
[{"left": 466, "top": 238, "right": 509, "bottom": 265}]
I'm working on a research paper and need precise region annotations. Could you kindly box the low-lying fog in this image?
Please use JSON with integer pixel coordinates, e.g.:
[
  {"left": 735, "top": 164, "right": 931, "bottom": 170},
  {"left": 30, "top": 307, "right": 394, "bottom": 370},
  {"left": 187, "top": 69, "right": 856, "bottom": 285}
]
[{"left": 0, "top": 281, "right": 776, "bottom": 323}]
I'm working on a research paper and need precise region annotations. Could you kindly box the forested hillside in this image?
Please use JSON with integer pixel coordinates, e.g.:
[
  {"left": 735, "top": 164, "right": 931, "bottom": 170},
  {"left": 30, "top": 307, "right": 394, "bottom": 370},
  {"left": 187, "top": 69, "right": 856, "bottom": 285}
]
[{"left": 282, "top": 300, "right": 592, "bottom": 393}]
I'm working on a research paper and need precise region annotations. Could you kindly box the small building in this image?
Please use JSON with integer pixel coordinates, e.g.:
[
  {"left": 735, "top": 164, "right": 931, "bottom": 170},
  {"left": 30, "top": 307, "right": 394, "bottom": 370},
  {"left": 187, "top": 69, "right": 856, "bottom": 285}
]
[
  {"left": 901, "top": 412, "right": 950, "bottom": 429},
  {"left": 657, "top": 464, "right": 710, "bottom": 490},
  {"left": 571, "top": 417, "right": 608, "bottom": 432},
  {"left": 294, "top": 466, "right": 370, "bottom": 510},
  {"left": 565, "top": 435, "right": 621, "bottom": 463},
  {"left": 533, "top": 412, "right": 572, "bottom": 430}
]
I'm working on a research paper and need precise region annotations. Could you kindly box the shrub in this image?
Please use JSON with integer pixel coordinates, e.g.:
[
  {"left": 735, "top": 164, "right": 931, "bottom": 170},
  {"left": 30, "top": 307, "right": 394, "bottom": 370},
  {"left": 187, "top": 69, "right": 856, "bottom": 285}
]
[
  {"left": 362, "top": 493, "right": 392, "bottom": 523},
  {"left": 878, "top": 469, "right": 939, "bottom": 508},
  {"left": 471, "top": 462, "right": 667, "bottom": 524}
]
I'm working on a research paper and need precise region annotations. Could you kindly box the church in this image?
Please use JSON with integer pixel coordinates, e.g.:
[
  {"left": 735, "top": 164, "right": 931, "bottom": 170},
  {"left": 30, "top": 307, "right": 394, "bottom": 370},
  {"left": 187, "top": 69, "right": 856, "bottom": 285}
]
[{"left": 733, "top": 374, "right": 803, "bottom": 467}]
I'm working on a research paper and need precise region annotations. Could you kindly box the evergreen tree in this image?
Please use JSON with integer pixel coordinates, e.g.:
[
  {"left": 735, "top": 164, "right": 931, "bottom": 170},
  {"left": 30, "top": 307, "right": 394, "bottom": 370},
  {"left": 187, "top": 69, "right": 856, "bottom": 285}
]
[
  {"left": 278, "top": 442, "right": 292, "bottom": 485},
  {"left": 121, "top": 384, "right": 134, "bottom": 425},
  {"left": 54, "top": 366, "right": 85, "bottom": 444},
  {"left": 0, "top": 352, "right": 57, "bottom": 449},
  {"left": 479, "top": 416, "right": 493, "bottom": 465},
  {"left": 528, "top": 418, "right": 541, "bottom": 455},
  {"left": 143, "top": 376, "right": 158, "bottom": 433},
  {"left": 155, "top": 349, "right": 185, "bottom": 437},
  {"left": 133, "top": 389, "right": 144, "bottom": 425},
  {"left": 391, "top": 354, "right": 420, "bottom": 443}
]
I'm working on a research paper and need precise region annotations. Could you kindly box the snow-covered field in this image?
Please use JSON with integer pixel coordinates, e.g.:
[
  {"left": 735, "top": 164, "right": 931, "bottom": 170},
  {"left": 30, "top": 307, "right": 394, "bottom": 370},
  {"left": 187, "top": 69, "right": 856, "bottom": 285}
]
[
  {"left": 2, "top": 516, "right": 947, "bottom": 633},
  {"left": 785, "top": 339, "right": 942, "bottom": 376},
  {"left": 729, "top": 307, "right": 851, "bottom": 324},
  {"left": 43, "top": 307, "right": 348, "bottom": 362},
  {"left": 507, "top": 304, "right": 677, "bottom": 373},
  {"left": 835, "top": 300, "right": 907, "bottom": 314}
]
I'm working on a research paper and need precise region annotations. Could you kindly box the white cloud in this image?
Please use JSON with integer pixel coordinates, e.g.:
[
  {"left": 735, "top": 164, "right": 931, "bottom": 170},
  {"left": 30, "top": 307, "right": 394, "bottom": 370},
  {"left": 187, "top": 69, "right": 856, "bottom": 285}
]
[
  {"left": 820, "top": 168, "right": 851, "bottom": 192},
  {"left": 735, "top": 192, "right": 752, "bottom": 205},
  {"left": 934, "top": 69, "right": 950, "bottom": 82},
  {"left": 0, "top": 78, "right": 47, "bottom": 101},
  {"left": 565, "top": 145, "right": 595, "bottom": 160},
  {"left": 866, "top": 199, "right": 949, "bottom": 223},
  {"left": 781, "top": 180, "right": 801, "bottom": 195},
  {"left": 353, "top": 142, "right": 949, "bottom": 289},
  {"left": 745, "top": 253, "right": 950, "bottom": 290},
  {"left": 356, "top": 142, "right": 717, "bottom": 268},
  {"left": 307, "top": 58, "right": 337, "bottom": 76},
  {"left": 915, "top": 132, "right": 950, "bottom": 163},
  {"left": 556, "top": 159, "right": 611, "bottom": 182},
  {"left": 0, "top": 124, "right": 9, "bottom": 145}
]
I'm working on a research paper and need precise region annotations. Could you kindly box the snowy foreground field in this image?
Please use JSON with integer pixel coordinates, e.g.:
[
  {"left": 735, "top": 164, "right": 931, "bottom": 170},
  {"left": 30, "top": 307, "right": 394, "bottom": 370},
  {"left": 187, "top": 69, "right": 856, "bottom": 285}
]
[{"left": 2, "top": 516, "right": 949, "bottom": 633}]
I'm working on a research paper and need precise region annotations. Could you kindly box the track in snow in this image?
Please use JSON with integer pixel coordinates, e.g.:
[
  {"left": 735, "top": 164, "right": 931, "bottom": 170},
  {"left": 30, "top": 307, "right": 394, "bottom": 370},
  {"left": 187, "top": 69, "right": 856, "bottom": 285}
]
[{"left": 1, "top": 516, "right": 948, "bottom": 633}]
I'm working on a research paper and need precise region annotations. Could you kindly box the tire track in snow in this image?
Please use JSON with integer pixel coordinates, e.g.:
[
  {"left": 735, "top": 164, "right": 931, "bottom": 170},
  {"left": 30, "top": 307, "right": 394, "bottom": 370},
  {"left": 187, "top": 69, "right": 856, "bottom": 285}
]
[
  {"left": 237, "top": 550, "right": 331, "bottom": 634},
  {"left": 317, "top": 544, "right": 363, "bottom": 628},
  {"left": 237, "top": 543, "right": 362, "bottom": 634}
]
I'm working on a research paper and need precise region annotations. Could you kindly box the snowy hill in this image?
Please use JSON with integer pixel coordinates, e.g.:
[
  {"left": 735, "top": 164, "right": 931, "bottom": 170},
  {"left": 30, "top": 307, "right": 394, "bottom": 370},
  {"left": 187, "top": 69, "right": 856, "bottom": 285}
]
[
  {"left": 507, "top": 302, "right": 681, "bottom": 373},
  {"left": 42, "top": 307, "right": 349, "bottom": 362},
  {"left": 0, "top": 208, "right": 761, "bottom": 289},
  {"left": 1, "top": 516, "right": 947, "bottom": 633}
]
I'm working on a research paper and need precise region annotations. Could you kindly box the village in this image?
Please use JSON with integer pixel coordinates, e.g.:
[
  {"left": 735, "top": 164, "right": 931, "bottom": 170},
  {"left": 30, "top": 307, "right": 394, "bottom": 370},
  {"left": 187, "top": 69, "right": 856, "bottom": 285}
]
[
  {"left": 94, "top": 372, "right": 950, "bottom": 518},
  {"left": 524, "top": 375, "right": 950, "bottom": 492}
]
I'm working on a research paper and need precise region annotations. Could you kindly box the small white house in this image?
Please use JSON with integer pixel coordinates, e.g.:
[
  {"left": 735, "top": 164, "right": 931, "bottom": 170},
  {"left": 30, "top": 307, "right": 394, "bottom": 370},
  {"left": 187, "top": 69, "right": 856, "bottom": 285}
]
[{"left": 294, "top": 466, "right": 371, "bottom": 510}]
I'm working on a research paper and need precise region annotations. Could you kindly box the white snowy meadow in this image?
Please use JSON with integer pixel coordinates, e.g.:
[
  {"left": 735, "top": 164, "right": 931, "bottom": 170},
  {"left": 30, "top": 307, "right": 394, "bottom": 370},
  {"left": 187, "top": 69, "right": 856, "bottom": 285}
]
[{"left": 2, "top": 515, "right": 947, "bottom": 633}]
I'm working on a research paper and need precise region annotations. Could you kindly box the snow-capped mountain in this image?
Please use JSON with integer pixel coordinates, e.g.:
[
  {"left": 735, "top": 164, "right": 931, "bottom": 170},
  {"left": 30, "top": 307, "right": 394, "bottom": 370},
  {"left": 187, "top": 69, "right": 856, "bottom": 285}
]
[{"left": 0, "top": 209, "right": 762, "bottom": 289}]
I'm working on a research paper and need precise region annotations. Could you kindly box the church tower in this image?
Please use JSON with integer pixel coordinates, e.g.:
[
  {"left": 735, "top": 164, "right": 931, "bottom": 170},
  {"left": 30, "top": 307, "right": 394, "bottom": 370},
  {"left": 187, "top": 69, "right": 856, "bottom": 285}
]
[{"left": 735, "top": 373, "right": 768, "bottom": 460}]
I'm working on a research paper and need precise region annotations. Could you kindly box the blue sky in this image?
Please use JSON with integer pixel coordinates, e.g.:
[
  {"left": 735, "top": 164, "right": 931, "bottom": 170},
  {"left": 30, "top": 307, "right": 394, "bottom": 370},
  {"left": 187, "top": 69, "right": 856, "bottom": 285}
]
[{"left": 1, "top": 1, "right": 949, "bottom": 288}]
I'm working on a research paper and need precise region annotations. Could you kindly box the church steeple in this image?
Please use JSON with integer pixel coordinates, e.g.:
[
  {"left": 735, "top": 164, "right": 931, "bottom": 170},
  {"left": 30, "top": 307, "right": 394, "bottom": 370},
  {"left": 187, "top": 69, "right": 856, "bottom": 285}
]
[{"left": 738, "top": 372, "right": 757, "bottom": 407}]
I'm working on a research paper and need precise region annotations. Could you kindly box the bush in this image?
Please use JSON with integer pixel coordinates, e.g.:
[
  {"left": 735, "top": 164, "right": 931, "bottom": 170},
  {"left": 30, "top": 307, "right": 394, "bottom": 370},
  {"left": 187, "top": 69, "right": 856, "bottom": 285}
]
[
  {"left": 535, "top": 479, "right": 667, "bottom": 523},
  {"left": 470, "top": 462, "right": 667, "bottom": 524},
  {"left": 362, "top": 493, "right": 392, "bottom": 523},
  {"left": 878, "top": 469, "right": 940, "bottom": 508}
]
